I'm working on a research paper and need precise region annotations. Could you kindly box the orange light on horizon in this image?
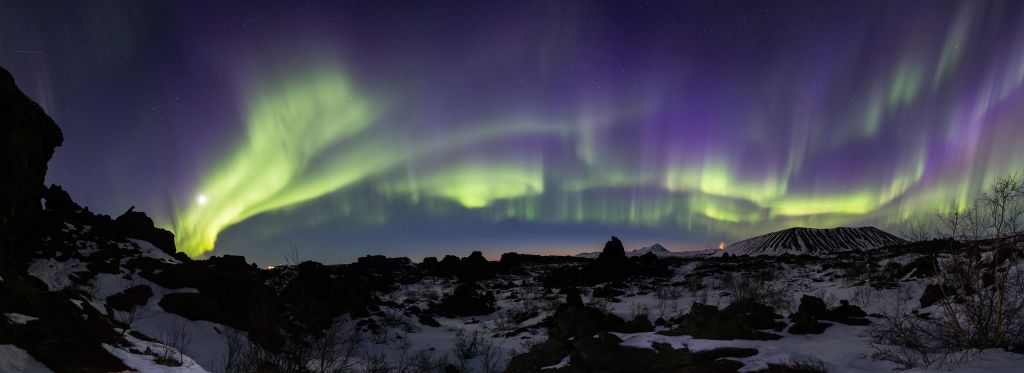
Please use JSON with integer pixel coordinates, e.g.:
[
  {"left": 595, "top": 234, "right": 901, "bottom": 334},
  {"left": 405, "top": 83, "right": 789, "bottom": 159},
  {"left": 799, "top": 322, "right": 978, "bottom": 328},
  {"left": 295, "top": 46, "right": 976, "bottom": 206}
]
[{"left": 719, "top": 242, "right": 725, "bottom": 250}]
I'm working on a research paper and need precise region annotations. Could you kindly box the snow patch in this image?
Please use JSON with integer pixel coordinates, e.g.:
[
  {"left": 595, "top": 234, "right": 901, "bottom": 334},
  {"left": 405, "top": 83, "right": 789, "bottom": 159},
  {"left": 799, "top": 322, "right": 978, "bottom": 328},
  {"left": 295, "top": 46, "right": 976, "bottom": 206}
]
[
  {"left": 541, "top": 355, "right": 570, "bottom": 370},
  {"left": 0, "top": 344, "right": 52, "bottom": 373},
  {"left": 127, "top": 239, "right": 181, "bottom": 264},
  {"left": 27, "top": 258, "right": 86, "bottom": 291},
  {"left": 103, "top": 331, "right": 209, "bottom": 373},
  {"left": 4, "top": 313, "right": 39, "bottom": 325}
]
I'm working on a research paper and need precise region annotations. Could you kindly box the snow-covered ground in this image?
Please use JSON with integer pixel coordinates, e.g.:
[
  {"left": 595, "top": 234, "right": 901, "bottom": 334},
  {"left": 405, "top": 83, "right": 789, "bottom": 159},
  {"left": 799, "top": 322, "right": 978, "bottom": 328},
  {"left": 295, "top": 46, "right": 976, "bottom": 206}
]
[
  {"left": 0, "top": 345, "right": 52, "bottom": 373},
  {"left": 11, "top": 216, "right": 1024, "bottom": 372}
]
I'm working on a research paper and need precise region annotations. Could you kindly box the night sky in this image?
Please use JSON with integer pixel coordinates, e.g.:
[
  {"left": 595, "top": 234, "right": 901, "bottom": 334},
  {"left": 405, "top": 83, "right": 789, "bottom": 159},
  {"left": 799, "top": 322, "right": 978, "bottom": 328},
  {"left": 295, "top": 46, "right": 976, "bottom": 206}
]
[{"left": 4, "top": 1, "right": 1024, "bottom": 265}]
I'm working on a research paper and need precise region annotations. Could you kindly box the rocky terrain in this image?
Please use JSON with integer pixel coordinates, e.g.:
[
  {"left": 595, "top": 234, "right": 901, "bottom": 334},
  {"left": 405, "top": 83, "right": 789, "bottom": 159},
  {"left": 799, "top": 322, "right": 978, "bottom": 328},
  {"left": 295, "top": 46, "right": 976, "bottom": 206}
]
[{"left": 4, "top": 65, "right": 1024, "bottom": 373}]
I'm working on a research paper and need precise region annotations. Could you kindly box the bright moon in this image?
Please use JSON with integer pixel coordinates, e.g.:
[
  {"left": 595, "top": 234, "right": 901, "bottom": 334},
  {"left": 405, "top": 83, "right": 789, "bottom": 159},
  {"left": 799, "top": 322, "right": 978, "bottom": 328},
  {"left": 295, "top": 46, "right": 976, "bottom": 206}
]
[{"left": 197, "top": 194, "right": 208, "bottom": 205}]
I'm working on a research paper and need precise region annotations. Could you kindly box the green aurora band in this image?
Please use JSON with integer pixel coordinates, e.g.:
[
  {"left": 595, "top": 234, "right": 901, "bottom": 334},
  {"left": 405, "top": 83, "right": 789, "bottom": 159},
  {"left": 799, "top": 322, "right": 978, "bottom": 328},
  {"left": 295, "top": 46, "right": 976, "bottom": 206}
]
[{"left": 168, "top": 4, "right": 1024, "bottom": 258}]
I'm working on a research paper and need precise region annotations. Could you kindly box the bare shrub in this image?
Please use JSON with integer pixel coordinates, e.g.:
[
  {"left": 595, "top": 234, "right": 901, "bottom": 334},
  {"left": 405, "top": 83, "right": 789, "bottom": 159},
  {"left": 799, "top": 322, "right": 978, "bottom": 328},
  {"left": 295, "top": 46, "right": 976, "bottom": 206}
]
[
  {"left": 362, "top": 351, "right": 393, "bottom": 373},
  {"left": 157, "top": 321, "right": 193, "bottom": 367},
  {"left": 220, "top": 327, "right": 259, "bottom": 373},
  {"left": 282, "top": 242, "right": 301, "bottom": 266},
  {"left": 786, "top": 355, "right": 828, "bottom": 372},
  {"left": 722, "top": 271, "right": 792, "bottom": 311},
  {"left": 850, "top": 285, "right": 884, "bottom": 309},
  {"left": 587, "top": 295, "right": 612, "bottom": 313},
  {"left": 452, "top": 330, "right": 482, "bottom": 373},
  {"left": 964, "top": 204, "right": 988, "bottom": 242},
  {"left": 901, "top": 217, "right": 935, "bottom": 242},
  {"left": 477, "top": 337, "right": 505, "bottom": 373},
  {"left": 405, "top": 349, "right": 450, "bottom": 373},
  {"left": 811, "top": 288, "right": 838, "bottom": 309},
  {"left": 872, "top": 251, "right": 1024, "bottom": 369},
  {"left": 936, "top": 199, "right": 967, "bottom": 241},
  {"left": 654, "top": 285, "right": 684, "bottom": 317},
  {"left": 310, "top": 321, "right": 364, "bottom": 372},
  {"left": 979, "top": 173, "right": 1024, "bottom": 238}
]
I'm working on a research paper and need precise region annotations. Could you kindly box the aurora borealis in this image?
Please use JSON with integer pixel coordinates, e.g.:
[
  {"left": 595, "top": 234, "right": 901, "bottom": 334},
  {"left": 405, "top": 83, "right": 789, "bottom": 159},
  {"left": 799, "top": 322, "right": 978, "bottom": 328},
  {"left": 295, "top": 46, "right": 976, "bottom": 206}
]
[{"left": 5, "top": 1, "right": 1024, "bottom": 263}]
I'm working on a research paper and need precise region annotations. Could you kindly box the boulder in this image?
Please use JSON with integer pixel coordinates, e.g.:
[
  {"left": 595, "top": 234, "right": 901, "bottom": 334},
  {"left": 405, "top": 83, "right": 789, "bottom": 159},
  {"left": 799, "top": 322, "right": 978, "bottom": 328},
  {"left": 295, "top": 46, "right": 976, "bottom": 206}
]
[
  {"left": 822, "top": 300, "right": 870, "bottom": 325},
  {"left": 661, "top": 301, "right": 784, "bottom": 340},
  {"left": 920, "top": 284, "right": 955, "bottom": 308},
  {"left": 417, "top": 314, "right": 441, "bottom": 327},
  {"left": 565, "top": 288, "right": 584, "bottom": 308},
  {"left": 788, "top": 312, "right": 831, "bottom": 335},
  {"left": 433, "top": 283, "right": 496, "bottom": 317},
  {"left": 896, "top": 256, "right": 939, "bottom": 279},
  {"left": 787, "top": 295, "right": 832, "bottom": 334},
  {"left": 105, "top": 285, "right": 153, "bottom": 312},
  {"left": 159, "top": 292, "right": 225, "bottom": 324},
  {"left": 797, "top": 294, "right": 827, "bottom": 317}
]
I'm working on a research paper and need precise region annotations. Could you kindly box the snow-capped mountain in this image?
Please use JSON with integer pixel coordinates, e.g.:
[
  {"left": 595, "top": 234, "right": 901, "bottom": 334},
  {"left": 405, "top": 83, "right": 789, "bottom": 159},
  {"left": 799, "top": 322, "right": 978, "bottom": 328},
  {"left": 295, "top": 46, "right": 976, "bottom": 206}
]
[
  {"left": 576, "top": 243, "right": 715, "bottom": 259},
  {"left": 720, "top": 226, "right": 906, "bottom": 257}
]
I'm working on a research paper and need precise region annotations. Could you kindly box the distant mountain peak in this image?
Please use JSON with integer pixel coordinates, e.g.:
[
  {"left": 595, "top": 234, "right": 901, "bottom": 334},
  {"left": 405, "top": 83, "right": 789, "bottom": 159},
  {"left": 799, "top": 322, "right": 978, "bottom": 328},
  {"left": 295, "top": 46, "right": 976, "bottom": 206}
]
[
  {"left": 721, "top": 226, "right": 905, "bottom": 257},
  {"left": 577, "top": 243, "right": 713, "bottom": 259}
]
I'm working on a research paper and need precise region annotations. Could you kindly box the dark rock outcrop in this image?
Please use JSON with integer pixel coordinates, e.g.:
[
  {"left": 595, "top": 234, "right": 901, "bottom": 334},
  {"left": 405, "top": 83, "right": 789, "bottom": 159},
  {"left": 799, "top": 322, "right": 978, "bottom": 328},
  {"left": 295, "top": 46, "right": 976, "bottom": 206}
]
[
  {"left": 895, "top": 256, "right": 939, "bottom": 279},
  {"left": 788, "top": 295, "right": 832, "bottom": 334},
  {"left": 787, "top": 295, "right": 870, "bottom": 328},
  {"left": 661, "top": 301, "right": 784, "bottom": 340},
  {"left": 0, "top": 66, "right": 63, "bottom": 262},
  {"left": 106, "top": 285, "right": 154, "bottom": 312},
  {"left": 433, "top": 283, "right": 496, "bottom": 317},
  {"left": 597, "top": 236, "right": 628, "bottom": 265},
  {"left": 159, "top": 292, "right": 225, "bottom": 324},
  {"left": 114, "top": 206, "right": 177, "bottom": 255},
  {"left": 507, "top": 299, "right": 759, "bottom": 373},
  {"left": 592, "top": 284, "right": 626, "bottom": 298},
  {"left": 920, "top": 284, "right": 955, "bottom": 308},
  {"left": 822, "top": 300, "right": 870, "bottom": 326},
  {"left": 417, "top": 314, "right": 441, "bottom": 327}
]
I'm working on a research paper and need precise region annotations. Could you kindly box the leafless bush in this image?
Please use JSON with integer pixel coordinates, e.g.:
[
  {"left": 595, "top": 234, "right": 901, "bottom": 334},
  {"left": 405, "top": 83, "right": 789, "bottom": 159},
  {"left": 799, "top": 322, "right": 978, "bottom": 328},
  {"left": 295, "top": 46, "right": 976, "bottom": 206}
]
[
  {"left": 964, "top": 204, "right": 988, "bottom": 242},
  {"left": 785, "top": 355, "right": 828, "bottom": 372},
  {"left": 901, "top": 217, "right": 935, "bottom": 242},
  {"left": 115, "top": 304, "right": 145, "bottom": 337},
  {"left": 722, "top": 271, "right": 793, "bottom": 311},
  {"left": 631, "top": 301, "right": 651, "bottom": 320},
  {"left": 654, "top": 285, "right": 684, "bottom": 317},
  {"left": 310, "top": 321, "right": 364, "bottom": 372},
  {"left": 871, "top": 251, "right": 1024, "bottom": 369},
  {"left": 587, "top": 296, "right": 613, "bottom": 313},
  {"left": 282, "top": 242, "right": 301, "bottom": 266},
  {"left": 811, "top": 289, "right": 838, "bottom": 309},
  {"left": 220, "top": 327, "right": 259, "bottom": 373},
  {"left": 362, "top": 351, "right": 394, "bottom": 373},
  {"left": 452, "top": 330, "right": 483, "bottom": 373},
  {"left": 477, "top": 336, "right": 505, "bottom": 373},
  {"left": 870, "top": 287, "right": 939, "bottom": 369},
  {"left": 979, "top": 173, "right": 1024, "bottom": 238},
  {"left": 850, "top": 285, "right": 884, "bottom": 309},
  {"left": 157, "top": 321, "right": 193, "bottom": 367},
  {"left": 936, "top": 199, "right": 968, "bottom": 241}
]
